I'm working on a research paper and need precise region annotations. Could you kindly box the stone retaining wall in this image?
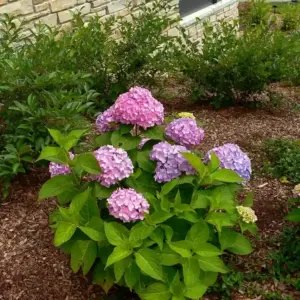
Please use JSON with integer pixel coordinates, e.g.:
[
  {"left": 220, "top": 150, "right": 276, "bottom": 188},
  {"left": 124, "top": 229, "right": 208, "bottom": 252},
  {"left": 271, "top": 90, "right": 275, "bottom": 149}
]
[{"left": 0, "top": 0, "right": 239, "bottom": 40}]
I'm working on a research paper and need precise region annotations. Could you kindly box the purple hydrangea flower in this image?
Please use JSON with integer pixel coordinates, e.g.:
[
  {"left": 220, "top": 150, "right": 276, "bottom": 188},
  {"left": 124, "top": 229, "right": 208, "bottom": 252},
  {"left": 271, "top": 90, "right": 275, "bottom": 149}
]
[
  {"left": 107, "top": 188, "right": 150, "bottom": 222},
  {"left": 150, "top": 141, "right": 195, "bottom": 182},
  {"left": 113, "top": 87, "right": 164, "bottom": 129},
  {"left": 92, "top": 145, "right": 134, "bottom": 187},
  {"left": 166, "top": 118, "right": 204, "bottom": 149},
  {"left": 205, "top": 143, "right": 252, "bottom": 182},
  {"left": 95, "top": 106, "right": 118, "bottom": 133},
  {"left": 49, "top": 152, "right": 75, "bottom": 177}
]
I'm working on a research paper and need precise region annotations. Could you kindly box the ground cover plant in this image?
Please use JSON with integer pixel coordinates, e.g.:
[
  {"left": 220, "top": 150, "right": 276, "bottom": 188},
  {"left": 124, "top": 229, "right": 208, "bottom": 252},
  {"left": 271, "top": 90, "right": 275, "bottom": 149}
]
[
  {"left": 264, "top": 139, "right": 300, "bottom": 184},
  {"left": 37, "top": 87, "right": 258, "bottom": 299}
]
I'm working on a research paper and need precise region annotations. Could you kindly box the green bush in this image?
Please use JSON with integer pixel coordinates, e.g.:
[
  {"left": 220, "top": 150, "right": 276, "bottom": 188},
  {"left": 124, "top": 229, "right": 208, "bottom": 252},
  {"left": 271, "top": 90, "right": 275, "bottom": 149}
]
[
  {"left": 0, "top": 0, "right": 181, "bottom": 196},
  {"left": 180, "top": 22, "right": 294, "bottom": 107},
  {"left": 38, "top": 106, "right": 257, "bottom": 299},
  {"left": 278, "top": 3, "right": 300, "bottom": 31},
  {"left": 241, "top": 0, "right": 272, "bottom": 27},
  {"left": 264, "top": 139, "right": 300, "bottom": 184}
]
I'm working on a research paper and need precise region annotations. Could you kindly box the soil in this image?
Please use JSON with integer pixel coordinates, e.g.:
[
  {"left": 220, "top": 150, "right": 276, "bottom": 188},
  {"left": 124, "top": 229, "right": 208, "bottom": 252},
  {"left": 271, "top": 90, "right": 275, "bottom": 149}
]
[{"left": 0, "top": 84, "right": 300, "bottom": 300}]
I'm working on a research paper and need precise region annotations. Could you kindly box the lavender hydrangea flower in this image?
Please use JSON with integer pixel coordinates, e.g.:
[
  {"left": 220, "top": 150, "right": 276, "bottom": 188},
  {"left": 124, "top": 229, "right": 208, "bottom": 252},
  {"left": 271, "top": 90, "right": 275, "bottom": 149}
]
[
  {"left": 92, "top": 146, "right": 134, "bottom": 187},
  {"left": 113, "top": 87, "right": 164, "bottom": 129},
  {"left": 95, "top": 106, "right": 118, "bottom": 133},
  {"left": 166, "top": 118, "right": 204, "bottom": 149},
  {"left": 107, "top": 188, "right": 150, "bottom": 222},
  {"left": 150, "top": 141, "right": 195, "bottom": 182},
  {"left": 205, "top": 143, "right": 252, "bottom": 182},
  {"left": 49, "top": 152, "right": 74, "bottom": 177}
]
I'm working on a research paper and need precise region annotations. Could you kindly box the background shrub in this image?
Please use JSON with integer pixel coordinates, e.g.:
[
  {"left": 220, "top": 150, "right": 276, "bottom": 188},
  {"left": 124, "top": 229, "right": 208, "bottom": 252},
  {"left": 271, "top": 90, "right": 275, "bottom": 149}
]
[
  {"left": 278, "top": 3, "right": 300, "bottom": 31},
  {"left": 0, "top": 0, "right": 181, "bottom": 197},
  {"left": 241, "top": 0, "right": 272, "bottom": 27},
  {"left": 180, "top": 22, "right": 295, "bottom": 107}
]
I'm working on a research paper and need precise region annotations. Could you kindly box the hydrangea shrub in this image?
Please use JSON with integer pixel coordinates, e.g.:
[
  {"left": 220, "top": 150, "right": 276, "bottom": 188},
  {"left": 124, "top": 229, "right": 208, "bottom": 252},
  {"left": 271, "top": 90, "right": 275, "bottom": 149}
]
[{"left": 38, "top": 88, "right": 257, "bottom": 300}]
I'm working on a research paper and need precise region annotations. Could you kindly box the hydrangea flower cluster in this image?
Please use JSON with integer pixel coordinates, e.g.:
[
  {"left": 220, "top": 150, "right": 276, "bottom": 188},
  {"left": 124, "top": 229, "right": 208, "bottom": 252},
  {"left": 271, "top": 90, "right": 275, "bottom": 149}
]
[
  {"left": 177, "top": 112, "right": 195, "bottom": 119},
  {"left": 166, "top": 118, "right": 204, "bottom": 149},
  {"left": 92, "top": 146, "right": 133, "bottom": 187},
  {"left": 205, "top": 143, "right": 252, "bottom": 182},
  {"left": 292, "top": 184, "right": 300, "bottom": 198},
  {"left": 107, "top": 188, "right": 150, "bottom": 222},
  {"left": 95, "top": 106, "right": 118, "bottom": 133},
  {"left": 236, "top": 206, "right": 257, "bottom": 223},
  {"left": 150, "top": 141, "right": 195, "bottom": 182},
  {"left": 49, "top": 152, "right": 74, "bottom": 177},
  {"left": 113, "top": 87, "right": 164, "bottom": 129},
  {"left": 95, "top": 87, "right": 164, "bottom": 132}
]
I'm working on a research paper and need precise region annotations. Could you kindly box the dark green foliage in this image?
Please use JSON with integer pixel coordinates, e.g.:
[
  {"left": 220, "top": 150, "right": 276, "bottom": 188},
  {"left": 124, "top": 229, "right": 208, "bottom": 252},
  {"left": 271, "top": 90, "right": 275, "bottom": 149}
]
[
  {"left": 278, "top": 3, "right": 300, "bottom": 31},
  {"left": 0, "top": 1, "right": 181, "bottom": 197},
  {"left": 247, "top": 0, "right": 272, "bottom": 26},
  {"left": 180, "top": 22, "right": 297, "bottom": 107},
  {"left": 264, "top": 139, "right": 300, "bottom": 184},
  {"left": 269, "top": 225, "right": 300, "bottom": 290},
  {"left": 209, "top": 270, "right": 244, "bottom": 299}
]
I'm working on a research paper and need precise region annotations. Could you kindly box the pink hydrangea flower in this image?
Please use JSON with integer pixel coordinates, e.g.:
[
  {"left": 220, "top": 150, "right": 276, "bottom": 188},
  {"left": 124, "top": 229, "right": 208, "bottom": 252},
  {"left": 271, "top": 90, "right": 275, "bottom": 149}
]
[
  {"left": 166, "top": 118, "right": 204, "bottom": 149},
  {"left": 95, "top": 106, "right": 118, "bottom": 133},
  {"left": 113, "top": 87, "right": 164, "bottom": 129},
  {"left": 92, "top": 146, "right": 133, "bottom": 187},
  {"left": 107, "top": 188, "right": 150, "bottom": 222},
  {"left": 49, "top": 152, "right": 74, "bottom": 177}
]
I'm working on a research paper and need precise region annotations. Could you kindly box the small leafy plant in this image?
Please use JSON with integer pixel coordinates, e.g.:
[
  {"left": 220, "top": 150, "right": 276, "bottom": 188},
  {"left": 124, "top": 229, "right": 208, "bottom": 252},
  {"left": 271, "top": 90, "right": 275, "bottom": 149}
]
[
  {"left": 38, "top": 88, "right": 257, "bottom": 299},
  {"left": 264, "top": 139, "right": 300, "bottom": 184}
]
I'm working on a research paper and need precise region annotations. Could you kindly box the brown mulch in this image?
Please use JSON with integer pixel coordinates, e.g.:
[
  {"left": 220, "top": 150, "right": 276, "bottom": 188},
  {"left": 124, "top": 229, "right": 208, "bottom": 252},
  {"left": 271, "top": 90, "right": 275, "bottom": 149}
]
[{"left": 0, "top": 85, "right": 300, "bottom": 299}]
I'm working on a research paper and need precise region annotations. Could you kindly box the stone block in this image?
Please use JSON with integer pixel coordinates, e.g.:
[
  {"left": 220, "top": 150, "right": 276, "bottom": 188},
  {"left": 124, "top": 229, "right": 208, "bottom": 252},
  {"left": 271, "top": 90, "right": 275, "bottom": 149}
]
[
  {"left": 188, "top": 26, "right": 198, "bottom": 37},
  {"left": 58, "top": 3, "right": 91, "bottom": 23},
  {"left": 26, "top": 9, "right": 50, "bottom": 21},
  {"left": 85, "top": 8, "right": 106, "bottom": 19},
  {"left": 107, "top": 0, "right": 125, "bottom": 14},
  {"left": 77, "top": 0, "right": 86, "bottom": 4},
  {"left": 225, "top": 9, "right": 233, "bottom": 18},
  {"left": 217, "top": 13, "right": 225, "bottom": 21},
  {"left": 209, "top": 15, "right": 216, "bottom": 23},
  {"left": 92, "top": 0, "right": 107, "bottom": 8},
  {"left": 33, "top": 0, "right": 45, "bottom": 4},
  {"left": 39, "top": 13, "right": 58, "bottom": 26},
  {"left": 50, "top": 0, "right": 77, "bottom": 12},
  {"left": 91, "top": 6, "right": 106, "bottom": 14},
  {"left": 0, "top": 0, "right": 33, "bottom": 15},
  {"left": 167, "top": 27, "right": 180, "bottom": 37},
  {"left": 35, "top": 2, "right": 49, "bottom": 12},
  {"left": 0, "top": 0, "right": 8, "bottom": 6}
]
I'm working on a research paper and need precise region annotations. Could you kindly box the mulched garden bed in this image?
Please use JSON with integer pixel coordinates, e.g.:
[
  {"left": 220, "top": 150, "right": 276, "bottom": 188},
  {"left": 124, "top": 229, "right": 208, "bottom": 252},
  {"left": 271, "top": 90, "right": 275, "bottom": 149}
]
[{"left": 0, "top": 84, "right": 299, "bottom": 300}]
